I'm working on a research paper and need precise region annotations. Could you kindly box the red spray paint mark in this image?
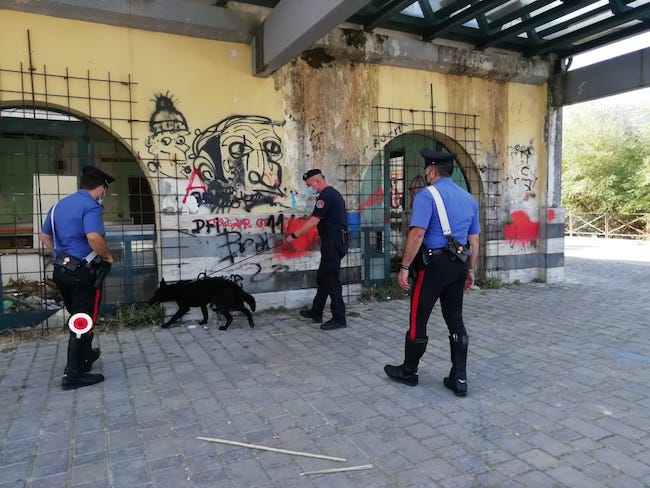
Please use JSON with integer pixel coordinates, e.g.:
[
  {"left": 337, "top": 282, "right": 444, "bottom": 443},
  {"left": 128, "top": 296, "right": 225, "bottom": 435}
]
[
  {"left": 547, "top": 209, "right": 555, "bottom": 222},
  {"left": 503, "top": 210, "right": 539, "bottom": 243},
  {"left": 182, "top": 169, "right": 207, "bottom": 204},
  {"left": 276, "top": 218, "right": 320, "bottom": 258},
  {"left": 360, "top": 188, "right": 384, "bottom": 213}
]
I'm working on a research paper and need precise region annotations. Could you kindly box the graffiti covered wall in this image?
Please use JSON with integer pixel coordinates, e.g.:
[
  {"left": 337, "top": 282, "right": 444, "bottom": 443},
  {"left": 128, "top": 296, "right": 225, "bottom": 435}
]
[{"left": 0, "top": 9, "right": 563, "bottom": 309}]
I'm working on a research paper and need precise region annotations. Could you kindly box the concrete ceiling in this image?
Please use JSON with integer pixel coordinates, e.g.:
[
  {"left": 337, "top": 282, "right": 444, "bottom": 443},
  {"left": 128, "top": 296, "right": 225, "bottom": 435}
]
[{"left": 2, "top": 0, "right": 649, "bottom": 95}]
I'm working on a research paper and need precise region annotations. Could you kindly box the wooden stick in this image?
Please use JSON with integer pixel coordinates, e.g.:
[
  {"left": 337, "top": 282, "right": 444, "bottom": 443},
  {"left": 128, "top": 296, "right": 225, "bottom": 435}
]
[
  {"left": 300, "top": 464, "right": 374, "bottom": 476},
  {"left": 196, "top": 436, "right": 346, "bottom": 462}
]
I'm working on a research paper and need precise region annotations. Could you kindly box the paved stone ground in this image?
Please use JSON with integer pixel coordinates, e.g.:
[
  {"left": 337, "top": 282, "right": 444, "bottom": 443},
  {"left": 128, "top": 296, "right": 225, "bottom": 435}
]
[{"left": 1, "top": 237, "right": 649, "bottom": 488}]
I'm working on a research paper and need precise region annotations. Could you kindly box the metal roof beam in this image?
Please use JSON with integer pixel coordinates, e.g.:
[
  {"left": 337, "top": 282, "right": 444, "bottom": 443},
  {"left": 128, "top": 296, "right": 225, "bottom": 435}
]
[
  {"left": 555, "top": 22, "right": 650, "bottom": 59},
  {"left": 252, "top": 0, "right": 369, "bottom": 77},
  {"left": 553, "top": 48, "right": 650, "bottom": 105},
  {"left": 528, "top": 4, "right": 650, "bottom": 56},
  {"left": 364, "top": 0, "right": 416, "bottom": 31},
  {"left": 422, "top": 0, "right": 505, "bottom": 41},
  {"left": 478, "top": 0, "right": 595, "bottom": 50}
]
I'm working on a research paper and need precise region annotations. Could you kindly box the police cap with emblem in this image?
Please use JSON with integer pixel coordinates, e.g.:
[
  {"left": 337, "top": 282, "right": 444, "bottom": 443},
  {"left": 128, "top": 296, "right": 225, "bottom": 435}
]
[
  {"left": 421, "top": 148, "right": 455, "bottom": 168},
  {"left": 302, "top": 168, "right": 323, "bottom": 181},
  {"left": 81, "top": 166, "right": 116, "bottom": 188}
]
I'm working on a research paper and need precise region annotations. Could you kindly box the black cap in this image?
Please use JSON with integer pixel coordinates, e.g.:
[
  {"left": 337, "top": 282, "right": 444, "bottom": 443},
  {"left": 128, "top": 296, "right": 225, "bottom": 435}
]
[
  {"left": 421, "top": 148, "right": 455, "bottom": 168},
  {"left": 302, "top": 169, "right": 323, "bottom": 181},
  {"left": 82, "top": 166, "right": 116, "bottom": 187}
]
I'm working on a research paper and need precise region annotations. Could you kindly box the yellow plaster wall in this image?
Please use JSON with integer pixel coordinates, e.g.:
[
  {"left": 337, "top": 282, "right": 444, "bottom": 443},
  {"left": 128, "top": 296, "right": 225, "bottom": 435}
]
[
  {"left": 375, "top": 64, "right": 548, "bottom": 211},
  {"left": 1, "top": 10, "right": 549, "bottom": 206},
  {"left": 0, "top": 9, "right": 558, "bottom": 291},
  {"left": 0, "top": 10, "right": 282, "bottom": 158}
]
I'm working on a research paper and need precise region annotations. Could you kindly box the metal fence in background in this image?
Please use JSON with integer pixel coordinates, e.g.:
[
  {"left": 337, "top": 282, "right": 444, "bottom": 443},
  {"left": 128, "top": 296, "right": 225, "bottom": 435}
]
[{"left": 565, "top": 212, "right": 650, "bottom": 240}]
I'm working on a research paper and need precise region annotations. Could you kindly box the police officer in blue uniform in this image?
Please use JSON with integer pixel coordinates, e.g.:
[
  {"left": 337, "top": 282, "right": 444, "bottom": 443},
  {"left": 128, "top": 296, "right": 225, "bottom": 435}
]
[
  {"left": 286, "top": 169, "right": 349, "bottom": 330},
  {"left": 384, "top": 149, "right": 480, "bottom": 396},
  {"left": 39, "top": 166, "right": 115, "bottom": 390}
]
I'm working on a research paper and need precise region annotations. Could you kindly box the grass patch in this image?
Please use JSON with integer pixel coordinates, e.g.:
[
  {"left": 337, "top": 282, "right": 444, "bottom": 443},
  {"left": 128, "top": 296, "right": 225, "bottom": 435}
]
[
  {"left": 361, "top": 280, "right": 409, "bottom": 302},
  {"left": 96, "top": 303, "right": 163, "bottom": 332},
  {"left": 265, "top": 306, "right": 289, "bottom": 314},
  {"left": 476, "top": 276, "right": 504, "bottom": 289}
]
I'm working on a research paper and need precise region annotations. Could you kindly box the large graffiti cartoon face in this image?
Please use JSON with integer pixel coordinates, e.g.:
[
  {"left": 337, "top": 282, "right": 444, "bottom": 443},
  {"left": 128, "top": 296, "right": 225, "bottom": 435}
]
[
  {"left": 192, "top": 115, "right": 285, "bottom": 212},
  {"left": 146, "top": 94, "right": 191, "bottom": 178}
]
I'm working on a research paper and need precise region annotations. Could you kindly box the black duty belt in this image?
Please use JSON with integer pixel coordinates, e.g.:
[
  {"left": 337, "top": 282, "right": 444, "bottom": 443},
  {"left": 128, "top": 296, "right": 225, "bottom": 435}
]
[{"left": 425, "top": 248, "right": 446, "bottom": 257}]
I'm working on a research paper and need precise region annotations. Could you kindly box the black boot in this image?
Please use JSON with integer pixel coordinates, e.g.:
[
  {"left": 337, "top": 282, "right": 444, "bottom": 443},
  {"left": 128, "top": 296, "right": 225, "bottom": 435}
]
[
  {"left": 299, "top": 308, "right": 322, "bottom": 323},
  {"left": 444, "top": 334, "right": 468, "bottom": 397},
  {"left": 62, "top": 371, "right": 105, "bottom": 390},
  {"left": 80, "top": 332, "right": 100, "bottom": 373},
  {"left": 62, "top": 332, "right": 104, "bottom": 390},
  {"left": 384, "top": 333, "right": 428, "bottom": 386},
  {"left": 82, "top": 348, "right": 101, "bottom": 373}
]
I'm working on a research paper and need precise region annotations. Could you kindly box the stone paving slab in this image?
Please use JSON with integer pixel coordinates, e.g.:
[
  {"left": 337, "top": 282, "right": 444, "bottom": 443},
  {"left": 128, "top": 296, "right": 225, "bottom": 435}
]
[{"left": 1, "top": 237, "right": 650, "bottom": 487}]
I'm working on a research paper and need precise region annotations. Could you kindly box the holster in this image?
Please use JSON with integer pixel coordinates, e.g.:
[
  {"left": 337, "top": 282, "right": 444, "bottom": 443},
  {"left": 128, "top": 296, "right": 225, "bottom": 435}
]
[
  {"left": 53, "top": 252, "right": 83, "bottom": 273},
  {"left": 444, "top": 236, "right": 471, "bottom": 263},
  {"left": 93, "top": 260, "right": 112, "bottom": 289}
]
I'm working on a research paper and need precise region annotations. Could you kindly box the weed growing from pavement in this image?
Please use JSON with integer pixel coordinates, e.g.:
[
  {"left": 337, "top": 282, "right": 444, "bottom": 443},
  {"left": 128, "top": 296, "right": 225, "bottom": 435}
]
[
  {"left": 96, "top": 303, "right": 163, "bottom": 333},
  {"left": 361, "top": 280, "right": 409, "bottom": 302}
]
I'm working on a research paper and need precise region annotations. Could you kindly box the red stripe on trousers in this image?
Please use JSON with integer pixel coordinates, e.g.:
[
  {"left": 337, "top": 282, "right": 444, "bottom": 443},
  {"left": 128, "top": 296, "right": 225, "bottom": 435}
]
[
  {"left": 409, "top": 269, "right": 426, "bottom": 340},
  {"left": 91, "top": 289, "right": 101, "bottom": 332}
]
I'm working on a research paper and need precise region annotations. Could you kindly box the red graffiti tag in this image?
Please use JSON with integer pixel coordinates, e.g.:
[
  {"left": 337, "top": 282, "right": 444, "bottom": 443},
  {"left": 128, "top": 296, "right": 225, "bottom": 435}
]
[
  {"left": 360, "top": 188, "right": 384, "bottom": 213},
  {"left": 276, "top": 218, "right": 320, "bottom": 258},
  {"left": 504, "top": 210, "right": 539, "bottom": 243},
  {"left": 182, "top": 169, "right": 207, "bottom": 204}
]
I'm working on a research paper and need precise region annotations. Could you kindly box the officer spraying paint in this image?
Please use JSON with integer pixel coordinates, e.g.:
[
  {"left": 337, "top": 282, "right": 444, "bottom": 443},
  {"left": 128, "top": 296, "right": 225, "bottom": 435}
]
[{"left": 286, "top": 169, "right": 349, "bottom": 331}]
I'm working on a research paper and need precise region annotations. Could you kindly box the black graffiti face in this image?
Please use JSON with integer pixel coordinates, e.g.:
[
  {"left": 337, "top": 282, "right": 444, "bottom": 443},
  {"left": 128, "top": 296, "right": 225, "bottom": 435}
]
[
  {"left": 146, "top": 130, "right": 191, "bottom": 177},
  {"left": 191, "top": 115, "right": 285, "bottom": 211},
  {"left": 218, "top": 121, "right": 283, "bottom": 190},
  {"left": 225, "top": 134, "right": 282, "bottom": 186}
]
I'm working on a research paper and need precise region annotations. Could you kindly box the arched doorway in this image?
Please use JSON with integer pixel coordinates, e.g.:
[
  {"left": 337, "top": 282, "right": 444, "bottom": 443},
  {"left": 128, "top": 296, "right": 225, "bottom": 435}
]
[
  {"left": 359, "top": 130, "right": 483, "bottom": 285},
  {"left": 0, "top": 106, "right": 157, "bottom": 329}
]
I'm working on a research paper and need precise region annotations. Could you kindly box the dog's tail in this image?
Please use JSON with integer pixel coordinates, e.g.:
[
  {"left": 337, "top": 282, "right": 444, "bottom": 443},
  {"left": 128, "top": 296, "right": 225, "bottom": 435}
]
[{"left": 240, "top": 288, "right": 256, "bottom": 312}]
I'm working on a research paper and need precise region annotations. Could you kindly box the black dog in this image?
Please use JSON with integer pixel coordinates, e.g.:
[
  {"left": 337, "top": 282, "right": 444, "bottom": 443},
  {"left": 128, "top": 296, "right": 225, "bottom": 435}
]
[{"left": 149, "top": 277, "right": 256, "bottom": 330}]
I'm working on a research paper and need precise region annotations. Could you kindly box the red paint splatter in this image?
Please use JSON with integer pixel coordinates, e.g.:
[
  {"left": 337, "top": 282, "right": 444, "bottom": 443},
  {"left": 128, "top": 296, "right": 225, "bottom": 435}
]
[
  {"left": 547, "top": 209, "right": 555, "bottom": 222},
  {"left": 503, "top": 210, "right": 539, "bottom": 243},
  {"left": 276, "top": 218, "right": 320, "bottom": 258}
]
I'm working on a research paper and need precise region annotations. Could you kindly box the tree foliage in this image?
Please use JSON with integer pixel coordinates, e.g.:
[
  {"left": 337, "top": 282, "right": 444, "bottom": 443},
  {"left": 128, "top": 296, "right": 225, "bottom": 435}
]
[{"left": 562, "top": 103, "right": 650, "bottom": 213}]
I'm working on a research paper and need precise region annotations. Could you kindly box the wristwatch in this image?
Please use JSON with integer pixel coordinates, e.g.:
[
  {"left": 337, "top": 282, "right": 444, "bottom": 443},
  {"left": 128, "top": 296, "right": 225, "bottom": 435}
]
[{"left": 290, "top": 232, "right": 297, "bottom": 239}]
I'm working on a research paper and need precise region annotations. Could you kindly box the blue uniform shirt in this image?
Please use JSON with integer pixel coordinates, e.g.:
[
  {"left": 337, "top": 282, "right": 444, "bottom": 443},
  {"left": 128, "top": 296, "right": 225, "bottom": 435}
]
[
  {"left": 410, "top": 178, "right": 480, "bottom": 249},
  {"left": 41, "top": 190, "right": 105, "bottom": 259},
  {"left": 312, "top": 186, "right": 347, "bottom": 240}
]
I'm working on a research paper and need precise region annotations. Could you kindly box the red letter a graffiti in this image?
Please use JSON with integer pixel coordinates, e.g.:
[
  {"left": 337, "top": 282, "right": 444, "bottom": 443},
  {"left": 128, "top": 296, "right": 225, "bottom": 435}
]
[{"left": 182, "top": 169, "right": 208, "bottom": 204}]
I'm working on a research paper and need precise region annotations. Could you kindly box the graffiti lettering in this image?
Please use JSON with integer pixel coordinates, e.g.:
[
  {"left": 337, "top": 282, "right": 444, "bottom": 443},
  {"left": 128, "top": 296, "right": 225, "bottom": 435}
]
[
  {"left": 506, "top": 144, "right": 538, "bottom": 193},
  {"left": 182, "top": 169, "right": 208, "bottom": 204},
  {"left": 191, "top": 217, "right": 253, "bottom": 234},
  {"left": 191, "top": 213, "right": 292, "bottom": 235},
  {"left": 373, "top": 124, "right": 405, "bottom": 148},
  {"left": 218, "top": 231, "right": 272, "bottom": 265},
  {"left": 256, "top": 213, "right": 285, "bottom": 234}
]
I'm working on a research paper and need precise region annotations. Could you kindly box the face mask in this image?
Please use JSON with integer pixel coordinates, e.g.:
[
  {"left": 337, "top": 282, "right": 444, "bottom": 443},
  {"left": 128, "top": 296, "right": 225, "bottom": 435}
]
[
  {"left": 98, "top": 187, "right": 106, "bottom": 207},
  {"left": 308, "top": 187, "right": 318, "bottom": 196}
]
